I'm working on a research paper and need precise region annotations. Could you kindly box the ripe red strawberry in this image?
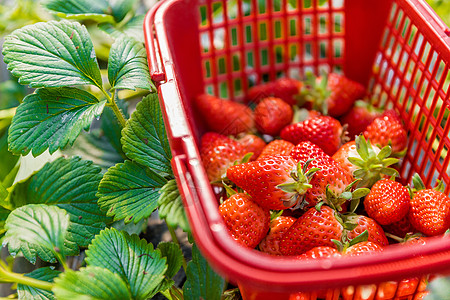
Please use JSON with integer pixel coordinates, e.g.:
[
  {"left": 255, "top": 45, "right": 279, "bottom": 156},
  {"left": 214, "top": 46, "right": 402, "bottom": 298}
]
[
  {"left": 364, "top": 179, "right": 410, "bottom": 225},
  {"left": 194, "top": 94, "right": 254, "bottom": 136},
  {"left": 219, "top": 193, "right": 270, "bottom": 248},
  {"left": 331, "top": 136, "right": 399, "bottom": 188},
  {"left": 236, "top": 133, "right": 266, "bottom": 161},
  {"left": 257, "top": 140, "right": 295, "bottom": 160},
  {"left": 247, "top": 77, "right": 303, "bottom": 106},
  {"left": 227, "top": 155, "right": 314, "bottom": 210},
  {"left": 340, "top": 100, "right": 383, "bottom": 140},
  {"left": 409, "top": 188, "right": 450, "bottom": 236},
  {"left": 290, "top": 141, "right": 353, "bottom": 210},
  {"left": 382, "top": 216, "right": 415, "bottom": 238},
  {"left": 254, "top": 97, "right": 293, "bottom": 136},
  {"left": 200, "top": 132, "right": 246, "bottom": 183},
  {"left": 259, "top": 216, "right": 296, "bottom": 255},
  {"left": 299, "top": 72, "right": 365, "bottom": 117},
  {"left": 279, "top": 206, "right": 344, "bottom": 255},
  {"left": 281, "top": 115, "right": 345, "bottom": 156},
  {"left": 345, "top": 215, "right": 389, "bottom": 246},
  {"left": 297, "top": 246, "right": 341, "bottom": 260},
  {"left": 344, "top": 241, "right": 384, "bottom": 256},
  {"left": 363, "top": 110, "right": 407, "bottom": 154}
]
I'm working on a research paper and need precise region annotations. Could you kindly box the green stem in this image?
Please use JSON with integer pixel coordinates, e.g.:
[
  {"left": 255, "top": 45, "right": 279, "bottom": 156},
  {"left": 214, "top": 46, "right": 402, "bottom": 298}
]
[
  {"left": 385, "top": 232, "right": 404, "bottom": 243},
  {"left": 0, "top": 264, "right": 53, "bottom": 291},
  {"left": 100, "top": 88, "right": 127, "bottom": 128},
  {"left": 167, "top": 224, "right": 188, "bottom": 273},
  {"left": 169, "top": 285, "right": 184, "bottom": 300},
  {"left": 55, "top": 252, "right": 70, "bottom": 271}
]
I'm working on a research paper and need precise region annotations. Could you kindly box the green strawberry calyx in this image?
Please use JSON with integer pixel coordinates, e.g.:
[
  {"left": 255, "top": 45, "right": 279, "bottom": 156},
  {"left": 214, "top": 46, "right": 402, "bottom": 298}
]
[
  {"left": 323, "top": 179, "right": 370, "bottom": 212},
  {"left": 296, "top": 72, "right": 331, "bottom": 115},
  {"left": 332, "top": 229, "right": 369, "bottom": 253},
  {"left": 277, "top": 158, "right": 320, "bottom": 209}
]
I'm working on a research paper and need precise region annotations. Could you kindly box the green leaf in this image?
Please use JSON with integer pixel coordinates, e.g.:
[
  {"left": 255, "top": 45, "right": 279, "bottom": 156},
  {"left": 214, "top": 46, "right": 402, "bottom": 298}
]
[
  {"left": 158, "top": 179, "right": 190, "bottom": 232},
  {"left": 8, "top": 87, "right": 106, "bottom": 156},
  {"left": 158, "top": 242, "right": 184, "bottom": 279},
  {"left": 121, "top": 94, "right": 172, "bottom": 177},
  {"left": 97, "top": 160, "right": 166, "bottom": 224},
  {"left": 2, "top": 20, "right": 102, "bottom": 88},
  {"left": 18, "top": 267, "right": 61, "bottom": 300},
  {"left": 3, "top": 204, "right": 69, "bottom": 264},
  {"left": 108, "top": 37, "right": 152, "bottom": 91},
  {"left": 0, "top": 205, "right": 11, "bottom": 239},
  {"left": 99, "top": 15, "right": 146, "bottom": 43},
  {"left": 183, "top": 244, "right": 226, "bottom": 300},
  {"left": 85, "top": 228, "right": 168, "bottom": 300},
  {"left": 53, "top": 267, "right": 131, "bottom": 300},
  {"left": 27, "top": 157, "right": 112, "bottom": 253},
  {"left": 0, "top": 130, "right": 19, "bottom": 182}
]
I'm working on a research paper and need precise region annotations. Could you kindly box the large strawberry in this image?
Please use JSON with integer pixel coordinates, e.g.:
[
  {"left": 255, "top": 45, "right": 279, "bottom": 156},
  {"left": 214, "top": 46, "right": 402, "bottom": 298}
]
[
  {"left": 290, "top": 141, "right": 355, "bottom": 210},
  {"left": 254, "top": 97, "right": 293, "bottom": 136},
  {"left": 298, "top": 72, "right": 365, "bottom": 117},
  {"left": 257, "top": 139, "right": 295, "bottom": 160},
  {"left": 236, "top": 133, "right": 266, "bottom": 161},
  {"left": 200, "top": 132, "right": 246, "bottom": 183},
  {"left": 340, "top": 100, "right": 383, "bottom": 140},
  {"left": 364, "top": 179, "right": 410, "bottom": 225},
  {"left": 345, "top": 215, "right": 389, "bottom": 246},
  {"left": 279, "top": 205, "right": 344, "bottom": 255},
  {"left": 226, "top": 155, "right": 315, "bottom": 210},
  {"left": 247, "top": 77, "right": 303, "bottom": 106},
  {"left": 219, "top": 193, "right": 270, "bottom": 248},
  {"left": 194, "top": 94, "right": 254, "bottom": 135},
  {"left": 363, "top": 109, "right": 407, "bottom": 155},
  {"left": 331, "top": 135, "right": 399, "bottom": 188},
  {"left": 259, "top": 216, "right": 296, "bottom": 255},
  {"left": 281, "top": 115, "right": 346, "bottom": 156},
  {"left": 409, "top": 174, "right": 450, "bottom": 236},
  {"left": 382, "top": 216, "right": 415, "bottom": 238}
]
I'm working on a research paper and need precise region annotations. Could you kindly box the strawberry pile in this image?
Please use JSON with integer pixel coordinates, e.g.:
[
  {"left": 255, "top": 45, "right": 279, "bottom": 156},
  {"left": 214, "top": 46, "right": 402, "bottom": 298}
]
[{"left": 194, "top": 73, "right": 450, "bottom": 299}]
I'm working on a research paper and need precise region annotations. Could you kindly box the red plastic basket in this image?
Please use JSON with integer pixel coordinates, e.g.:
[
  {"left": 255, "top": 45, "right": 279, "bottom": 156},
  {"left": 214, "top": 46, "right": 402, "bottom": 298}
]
[{"left": 144, "top": 0, "right": 450, "bottom": 298}]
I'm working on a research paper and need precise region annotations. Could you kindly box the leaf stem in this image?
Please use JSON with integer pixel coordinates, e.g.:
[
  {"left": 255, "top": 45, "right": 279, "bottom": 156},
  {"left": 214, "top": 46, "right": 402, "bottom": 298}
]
[
  {"left": 55, "top": 252, "right": 70, "bottom": 272},
  {"left": 169, "top": 285, "right": 184, "bottom": 300},
  {"left": 0, "top": 263, "right": 54, "bottom": 291},
  {"left": 167, "top": 225, "right": 188, "bottom": 273},
  {"left": 105, "top": 89, "right": 127, "bottom": 128}
]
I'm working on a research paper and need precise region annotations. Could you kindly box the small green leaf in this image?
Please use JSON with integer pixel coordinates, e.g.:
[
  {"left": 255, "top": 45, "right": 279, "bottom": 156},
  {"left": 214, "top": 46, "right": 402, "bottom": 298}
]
[
  {"left": 351, "top": 188, "right": 370, "bottom": 199},
  {"left": 97, "top": 160, "right": 167, "bottom": 224},
  {"left": 347, "top": 157, "right": 365, "bottom": 168},
  {"left": 99, "top": 15, "right": 146, "bottom": 42},
  {"left": 356, "top": 135, "right": 370, "bottom": 161},
  {"left": 158, "top": 242, "right": 184, "bottom": 279},
  {"left": 2, "top": 20, "right": 102, "bottom": 88},
  {"left": 377, "top": 145, "right": 392, "bottom": 159},
  {"left": 3, "top": 204, "right": 69, "bottom": 264},
  {"left": 349, "top": 230, "right": 369, "bottom": 246},
  {"left": 183, "top": 244, "right": 226, "bottom": 300},
  {"left": 121, "top": 94, "right": 172, "bottom": 177},
  {"left": 108, "top": 37, "right": 152, "bottom": 91},
  {"left": 18, "top": 267, "right": 61, "bottom": 300},
  {"left": 85, "top": 228, "right": 168, "bottom": 300},
  {"left": 158, "top": 179, "right": 190, "bottom": 232},
  {"left": 8, "top": 87, "right": 106, "bottom": 156},
  {"left": 53, "top": 267, "right": 131, "bottom": 300}
]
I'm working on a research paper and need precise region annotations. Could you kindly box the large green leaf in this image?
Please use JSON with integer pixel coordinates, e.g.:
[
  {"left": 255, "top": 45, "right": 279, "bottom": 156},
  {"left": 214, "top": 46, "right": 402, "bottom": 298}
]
[
  {"left": 183, "top": 244, "right": 226, "bottom": 300},
  {"left": 0, "top": 132, "right": 19, "bottom": 183},
  {"left": 85, "top": 228, "right": 168, "bottom": 300},
  {"left": 158, "top": 242, "right": 184, "bottom": 279},
  {"left": 2, "top": 20, "right": 102, "bottom": 88},
  {"left": 8, "top": 87, "right": 106, "bottom": 156},
  {"left": 53, "top": 267, "right": 131, "bottom": 300},
  {"left": 158, "top": 179, "right": 190, "bottom": 232},
  {"left": 18, "top": 267, "right": 61, "bottom": 300},
  {"left": 97, "top": 160, "right": 167, "bottom": 224},
  {"left": 108, "top": 37, "right": 152, "bottom": 91},
  {"left": 99, "top": 15, "right": 145, "bottom": 43},
  {"left": 3, "top": 204, "right": 70, "bottom": 264},
  {"left": 27, "top": 156, "right": 112, "bottom": 252},
  {"left": 121, "top": 94, "right": 172, "bottom": 177}
]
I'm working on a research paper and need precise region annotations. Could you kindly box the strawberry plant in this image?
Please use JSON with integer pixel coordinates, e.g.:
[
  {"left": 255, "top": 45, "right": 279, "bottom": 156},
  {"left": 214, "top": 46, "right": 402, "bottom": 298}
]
[{"left": 0, "top": 1, "right": 231, "bottom": 299}]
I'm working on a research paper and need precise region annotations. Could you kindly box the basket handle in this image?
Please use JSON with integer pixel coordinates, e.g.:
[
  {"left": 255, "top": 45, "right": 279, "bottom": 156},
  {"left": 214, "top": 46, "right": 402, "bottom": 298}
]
[{"left": 144, "top": 1, "right": 167, "bottom": 84}]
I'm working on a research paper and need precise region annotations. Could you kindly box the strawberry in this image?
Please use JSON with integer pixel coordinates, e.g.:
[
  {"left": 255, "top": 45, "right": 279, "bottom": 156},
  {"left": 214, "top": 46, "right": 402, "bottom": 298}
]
[
  {"left": 299, "top": 72, "right": 365, "bottom": 117},
  {"left": 226, "top": 155, "right": 315, "bottom": 210},
  {"left": 363, "top": 109, "right": 408, "bottom": 154},
  {"left": 364, "top": 179, "right": 410, "bottom": 225},
  {"left": 340, "top": 100, "right": 383, "bottom": 140},
  {"left": 236, "top": 133, "right": 266, "bottom": 161},
  {"left": 247, "top": 77, "right": 303, "bottom": 106},
  {"left": 281, "top": 115, "right": 346, "bottom": 156},
  {"left": 279, "top": 205, "right": 344, "bottom": 255},
  {"left": 200, "top": 132, "right": 246, "bottom": 183},
  {"left": 257, "top": 140, "right": 295, "bottom": 160},
  {"left": 409, "top": 175, "right": 450, "bottom": 236},
  {"left": 345, "top": 215, "right": 389, "bottom": 246},
  {"left": 259, "top": 216, "right": 296, "bottom": 255},
  {"left": 290, "top": 141, "right": 354, "bottom": 210},
  {"left": 331, "top": 136, "right": 399, "bottom": 188},
  {"left": 194, "top": 94, "right": 254, "bottom": 136},
  {"left": 343, "top": 241, "right": 384, "bottom": 256},
  {"left": 254, "top": 97, "right": 293, "bottom": 136},
  {"left": 382, "top": 216, "right": 415, "bottom": 238},
  {"left": 297, "top": 246, "right": 341, "bottom": 260},
  {"left": 219, "top": 193, "right": 270, "bottom": 248}
]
